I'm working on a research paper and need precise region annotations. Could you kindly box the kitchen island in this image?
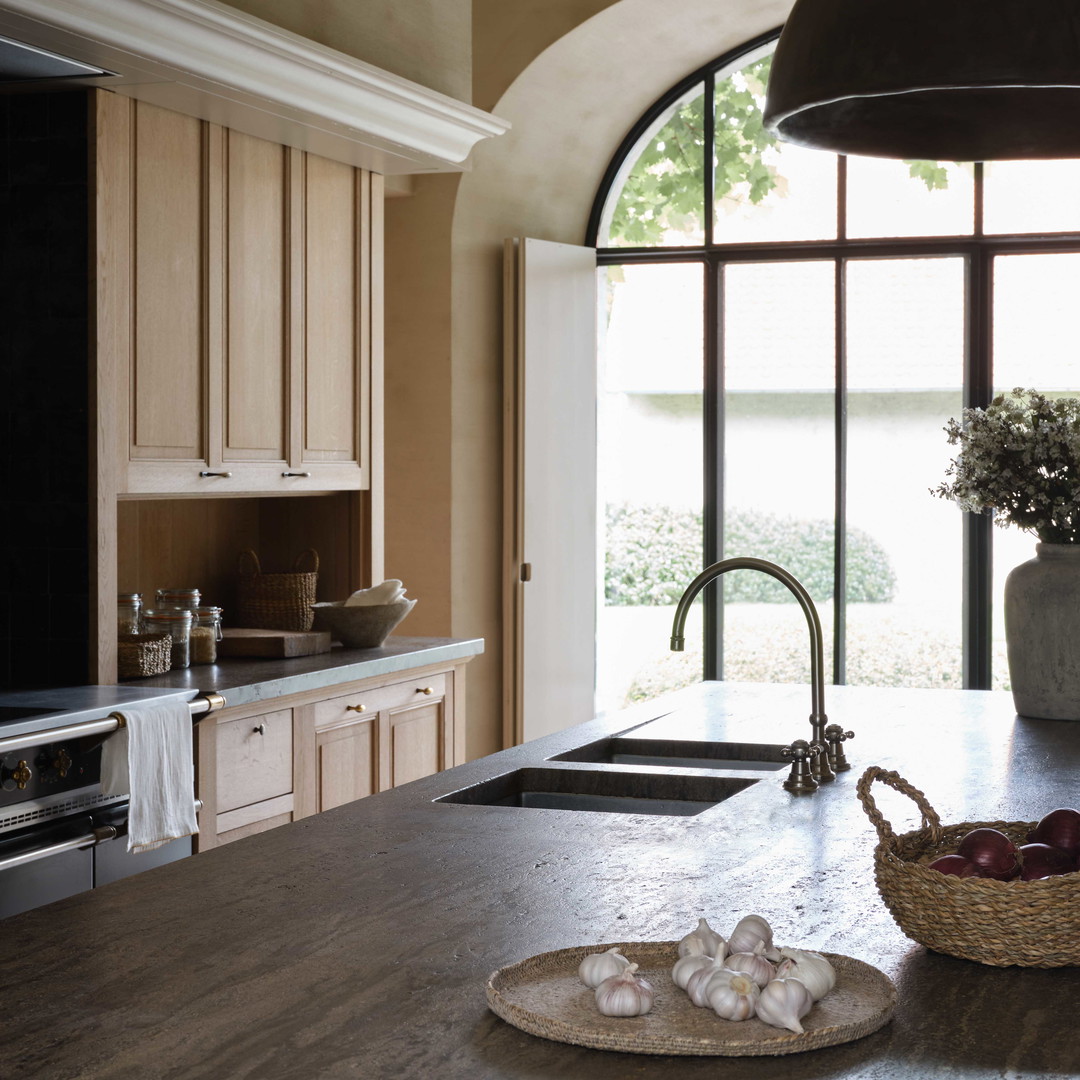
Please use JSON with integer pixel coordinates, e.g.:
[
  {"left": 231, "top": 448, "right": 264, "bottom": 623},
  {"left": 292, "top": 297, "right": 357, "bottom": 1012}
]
[{"left": 3, "top": 681, "right": 1080, "bottom": 1079}]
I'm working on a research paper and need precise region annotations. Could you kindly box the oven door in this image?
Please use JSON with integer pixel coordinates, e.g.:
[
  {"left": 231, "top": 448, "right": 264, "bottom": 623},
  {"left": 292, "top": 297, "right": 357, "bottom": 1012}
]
[
  {"left": 91, "top": 803, "right": 191, "bottom": 887},
  {"left": 0, "top": 815, "right": 95, "bottom": 919}
]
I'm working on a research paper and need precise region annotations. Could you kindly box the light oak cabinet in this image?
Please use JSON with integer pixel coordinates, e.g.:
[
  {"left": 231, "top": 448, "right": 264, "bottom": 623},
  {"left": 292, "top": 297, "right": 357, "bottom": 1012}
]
[
  {"left": 101, "top": 96, "right": 380, "bottom": 497},
  {"left": 195, "top": 660, "right": 467, "bottom": 849}
]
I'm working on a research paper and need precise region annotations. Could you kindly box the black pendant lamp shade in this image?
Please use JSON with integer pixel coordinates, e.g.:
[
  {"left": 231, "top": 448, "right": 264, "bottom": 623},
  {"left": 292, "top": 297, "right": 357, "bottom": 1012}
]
[{"left": 763, "top": 0, "right": 1080, "bottom": 161}]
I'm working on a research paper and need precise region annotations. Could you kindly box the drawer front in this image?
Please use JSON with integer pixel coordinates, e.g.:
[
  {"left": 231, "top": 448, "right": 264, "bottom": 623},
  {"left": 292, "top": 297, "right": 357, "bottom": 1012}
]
[
  {"left": 215, "top": 708, "right": 293, "bottom": 813},
  {"left": 313, "top": 673, "right": 448, "bottom": 729}
]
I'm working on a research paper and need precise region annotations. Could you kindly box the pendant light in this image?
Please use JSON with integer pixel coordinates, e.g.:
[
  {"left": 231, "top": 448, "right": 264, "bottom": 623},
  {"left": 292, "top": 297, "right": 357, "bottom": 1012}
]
[{"left": 763, "top": 0, "right": 1080, "bottom": 160}]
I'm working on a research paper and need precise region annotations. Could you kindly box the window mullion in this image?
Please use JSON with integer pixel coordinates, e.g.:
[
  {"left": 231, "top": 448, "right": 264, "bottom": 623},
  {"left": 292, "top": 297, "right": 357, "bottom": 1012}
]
[{"left": 705, "top": 256, "right": 723, "bottom": 680}]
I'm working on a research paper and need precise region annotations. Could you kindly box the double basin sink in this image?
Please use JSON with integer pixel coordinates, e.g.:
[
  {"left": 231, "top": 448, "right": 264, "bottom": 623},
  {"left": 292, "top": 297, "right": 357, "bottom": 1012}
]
[{"left": 436, "top": 723, "right": 788, "bottom": 817}]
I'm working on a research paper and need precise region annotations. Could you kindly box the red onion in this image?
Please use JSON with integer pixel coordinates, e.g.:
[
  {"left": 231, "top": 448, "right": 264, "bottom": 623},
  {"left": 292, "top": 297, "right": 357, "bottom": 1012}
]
[
  {"left": 956, "top": 827, "right": 1021, "bottom": 880},
  {"left": 1027, "top": 808, "right": 1080, "bottom": 858},
  {"left": 1018, "top": 842, "right": 1076, "bottom": 881},
  {"left": 927, "top": 854, "right": 985, "bottom": 878}
]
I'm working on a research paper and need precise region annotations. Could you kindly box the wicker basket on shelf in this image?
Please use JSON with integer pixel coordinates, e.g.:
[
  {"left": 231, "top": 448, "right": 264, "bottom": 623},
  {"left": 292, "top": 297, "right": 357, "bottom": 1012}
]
[
  {"left": 857, "top": 766, "right": 1080, "bottom": 968},
  {"left": 235, "top": 549, "right": 319, "bottom": 632},
  {"left": 117, "top": 633, "right": 172, "bottom": 679}
]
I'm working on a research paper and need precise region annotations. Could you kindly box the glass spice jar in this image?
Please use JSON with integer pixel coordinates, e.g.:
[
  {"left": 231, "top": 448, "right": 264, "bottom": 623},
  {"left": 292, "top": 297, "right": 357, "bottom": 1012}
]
[
  {"left": 190, "top": 606, "right": 223, "bottom": 664},
  {"left": 155, "top": 587, "right": 202, "bottom": 612},
  {"left": 142, "top": 608, "right": 193, "bottom": 669},
  {"left": 117, "top": 593, "right": 142, "bottom": 636}
]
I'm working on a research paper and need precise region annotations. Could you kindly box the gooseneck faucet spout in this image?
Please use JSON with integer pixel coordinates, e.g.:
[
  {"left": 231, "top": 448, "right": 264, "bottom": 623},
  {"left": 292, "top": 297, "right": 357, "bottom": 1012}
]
[{"left": 670, "top": 556, "right": 836, "bottom": 785}]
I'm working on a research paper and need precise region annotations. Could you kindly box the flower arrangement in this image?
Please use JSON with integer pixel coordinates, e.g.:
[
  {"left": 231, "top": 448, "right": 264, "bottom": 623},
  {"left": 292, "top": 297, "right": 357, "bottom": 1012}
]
[{"left": 934, "top": 389, "right": 1080, "bottom": 544}]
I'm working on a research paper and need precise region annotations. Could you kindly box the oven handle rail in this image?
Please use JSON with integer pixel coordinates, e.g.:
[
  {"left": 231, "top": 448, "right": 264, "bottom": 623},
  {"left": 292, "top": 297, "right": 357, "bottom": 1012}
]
[
  {"left": 0, "top": 691, "right": 226, "bottom": 756},
  {"left": 0, "top": 800, "right": 206, "bottom": 872}
]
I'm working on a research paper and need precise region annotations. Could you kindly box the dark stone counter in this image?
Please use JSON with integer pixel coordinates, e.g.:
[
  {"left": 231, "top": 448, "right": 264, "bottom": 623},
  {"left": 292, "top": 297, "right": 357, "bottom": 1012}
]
[{"left": 3, "top": 681, "right": 1080, "bottom": 1079}]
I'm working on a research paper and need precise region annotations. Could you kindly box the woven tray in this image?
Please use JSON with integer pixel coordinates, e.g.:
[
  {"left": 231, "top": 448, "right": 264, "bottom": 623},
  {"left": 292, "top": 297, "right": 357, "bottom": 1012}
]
[
  {"left": 857, "top": 766, "right": 1080, "bottom": 967},
  {"left": 486, "top": 941, "right": 895, "bottom": 1057}
]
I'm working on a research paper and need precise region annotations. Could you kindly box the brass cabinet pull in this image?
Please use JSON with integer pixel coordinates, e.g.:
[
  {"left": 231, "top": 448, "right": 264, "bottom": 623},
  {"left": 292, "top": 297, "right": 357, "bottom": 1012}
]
[
  {"left": 417, "top": 687, "right": 434, "bottom": 696},
  {"left": 345, "top": 704, "right": 366, "bottom": 713}
]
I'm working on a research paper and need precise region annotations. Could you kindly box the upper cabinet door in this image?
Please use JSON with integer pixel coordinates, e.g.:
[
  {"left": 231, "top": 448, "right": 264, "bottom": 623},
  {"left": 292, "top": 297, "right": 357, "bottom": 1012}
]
[{"left": 127, "top": 101, "right": 209, "bottom": 490}]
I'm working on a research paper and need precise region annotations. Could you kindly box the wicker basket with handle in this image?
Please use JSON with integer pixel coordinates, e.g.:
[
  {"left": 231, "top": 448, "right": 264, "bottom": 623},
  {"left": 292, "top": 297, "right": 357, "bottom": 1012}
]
[
  {"left": 235, "top": 549, "right": 319, "bottom": 632},
  {"left": 857, "top": 765, "right": 1080, "bottom": 967}
]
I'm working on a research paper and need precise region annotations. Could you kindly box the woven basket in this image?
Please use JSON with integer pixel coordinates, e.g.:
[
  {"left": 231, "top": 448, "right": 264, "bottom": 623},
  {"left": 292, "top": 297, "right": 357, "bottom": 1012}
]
[
  {"left": 235, "top": 549, "right": 319, "bottom": 632},
  {"left": 857, "top": 766, "right": 1080, "bottom": 967},
  {"left": 117, "top": 633, "right": 172, "bottom": 679}
]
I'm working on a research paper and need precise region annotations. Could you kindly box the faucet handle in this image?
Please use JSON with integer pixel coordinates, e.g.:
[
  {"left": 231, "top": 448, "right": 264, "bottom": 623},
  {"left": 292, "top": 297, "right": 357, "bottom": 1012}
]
[
  {"left": 824, "top": 725, "right": 855, "bottom": 772},
  {"left": 780, "top": 739, "right": 823, "bottom": 795}
]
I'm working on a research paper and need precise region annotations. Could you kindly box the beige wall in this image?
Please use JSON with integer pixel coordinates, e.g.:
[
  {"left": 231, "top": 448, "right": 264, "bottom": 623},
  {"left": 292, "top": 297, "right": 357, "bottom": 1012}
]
[{"left": 222, "top": 0, "right": 472, "bottom": 102}]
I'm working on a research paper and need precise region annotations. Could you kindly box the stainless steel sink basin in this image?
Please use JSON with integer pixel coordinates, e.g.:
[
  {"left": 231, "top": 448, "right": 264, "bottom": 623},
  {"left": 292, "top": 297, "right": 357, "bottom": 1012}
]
[
  {"left": 435, "top": 767, "right": 756, "bottom": 816},
  {"left": 551, "top": 737, "right": 789, "bottom": 773}
]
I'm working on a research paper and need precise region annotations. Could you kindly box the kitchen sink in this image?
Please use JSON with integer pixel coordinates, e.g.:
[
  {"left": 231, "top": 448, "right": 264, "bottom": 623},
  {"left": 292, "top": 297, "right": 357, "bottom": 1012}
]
[
  {"left": 551, "top": 737, "right": 789, "bottom": 773},
  {"left": 435, "top": 767, "right": 756, "bottom": 816}
]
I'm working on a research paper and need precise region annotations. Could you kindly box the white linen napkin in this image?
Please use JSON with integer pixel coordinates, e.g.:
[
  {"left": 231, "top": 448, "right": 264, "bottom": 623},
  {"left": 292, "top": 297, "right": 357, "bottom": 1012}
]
[
  {"left": 343, "top": 579, "right": 407, "bottom": 606},
  {"left": 100, "top": 700, "right": 198, "bottom": 853}
]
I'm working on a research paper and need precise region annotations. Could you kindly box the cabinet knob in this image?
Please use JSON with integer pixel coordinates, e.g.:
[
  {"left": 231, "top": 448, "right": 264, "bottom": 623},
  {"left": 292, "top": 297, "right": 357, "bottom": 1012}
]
[
  {"left": 417, "top": 686, "right": 434, "bottom": 696},
  {"left": 253, "top": 724, "right": 266, "bottom": 735},
  {"left": 345, "top": 703, "right": 366, "bottom": 713},
  {"left": 199, "top": 471, "right": 232, "bottom": 478}
]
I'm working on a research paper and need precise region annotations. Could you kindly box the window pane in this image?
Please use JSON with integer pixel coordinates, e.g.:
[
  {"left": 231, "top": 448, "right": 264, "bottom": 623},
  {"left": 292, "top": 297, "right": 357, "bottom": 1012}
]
[
  {"left": 603, "top": 86, "right": 705, "bottom": 248},
  {"left": 597, "top": 263, "right": 705, "bottom": 712},
  {"left": 722, "top": 262, "right": 835, "bottom": 683},
  {"left": 992, "top": 253, "right": 1080, "bottom": 686},
  {"left": 846, "top": 157, "right": 975, "bottom": 239},
  {"left": 714, "top": 58, "right": 837, "bottom": 243},
  {"left": 984, "top": 160, "right": 1080, "bottom": 235},
  {"left": 846, "top": 258, "right": 965, "bottom": 688}
]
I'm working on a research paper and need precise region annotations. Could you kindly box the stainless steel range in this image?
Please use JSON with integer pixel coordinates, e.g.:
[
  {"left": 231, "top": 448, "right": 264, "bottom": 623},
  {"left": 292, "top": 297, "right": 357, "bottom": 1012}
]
[{"left": 0, "top": 687, "right": 224, "bottom": 918}]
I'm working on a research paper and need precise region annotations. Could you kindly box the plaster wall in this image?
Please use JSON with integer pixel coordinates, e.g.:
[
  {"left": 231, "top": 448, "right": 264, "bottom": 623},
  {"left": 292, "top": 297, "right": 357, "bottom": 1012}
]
[{"left": 221, "top": 0, "right": 472, "bottom": 102}]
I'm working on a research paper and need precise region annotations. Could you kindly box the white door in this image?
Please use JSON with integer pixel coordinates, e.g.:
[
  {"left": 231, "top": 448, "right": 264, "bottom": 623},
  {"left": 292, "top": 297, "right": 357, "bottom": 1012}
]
[{"left": 504, "top": 238, "right": 597, "bottom": 744}]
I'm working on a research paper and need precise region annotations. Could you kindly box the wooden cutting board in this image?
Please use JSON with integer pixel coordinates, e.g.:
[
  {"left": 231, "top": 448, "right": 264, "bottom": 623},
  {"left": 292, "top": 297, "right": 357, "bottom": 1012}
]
[{"left": 217, "top": 627, "right": 333, "bottom": 658}]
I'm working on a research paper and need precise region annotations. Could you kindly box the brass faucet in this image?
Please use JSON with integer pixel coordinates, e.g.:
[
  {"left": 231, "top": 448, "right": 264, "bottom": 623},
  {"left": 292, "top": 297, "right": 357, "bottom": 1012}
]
[{"left": 670, "top": 556, "right": 851, "bottom": 790}]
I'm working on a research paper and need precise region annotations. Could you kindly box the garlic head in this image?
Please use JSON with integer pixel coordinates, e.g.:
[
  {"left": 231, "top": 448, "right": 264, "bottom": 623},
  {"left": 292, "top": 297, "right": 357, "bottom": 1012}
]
[
  {"left": 755, "top": 976, "right": 813, "bottom": 1035},
  {"left": 594, "top": 962, "right": 654, "bottom": 1017},
  {"left": 671, "top": 950, "right": 715, "bottom": 990},
  {"left": 685, "top": 957, "right": 728, "bottom": 1008},
  {"left": 724, "top": 950, "right": 776, "bottom": 988},
  {"left": 677, "top": 917, "right": 726, "bottom": 959},
  {"left": 704, "top": 968, "right": 760, "bottom": 1021},
  {"left": 776, "top": 948, "right": 836, "bottom": 1002},
  {"left": 577, "top": 946, "right": 631, "bottom": 988},
  {"left": 727, "top": 914, "right": 780, "bottom": 960}
]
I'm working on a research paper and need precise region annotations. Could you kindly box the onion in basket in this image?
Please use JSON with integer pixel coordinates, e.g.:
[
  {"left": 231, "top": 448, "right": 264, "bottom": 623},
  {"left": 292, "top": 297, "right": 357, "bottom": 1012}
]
[{"left": 956, "top": 828, "right": 1021, "bottom": 880}]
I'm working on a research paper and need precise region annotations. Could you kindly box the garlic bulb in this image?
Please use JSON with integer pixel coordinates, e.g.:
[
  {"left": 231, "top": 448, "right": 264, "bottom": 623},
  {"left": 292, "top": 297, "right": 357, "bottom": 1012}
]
[
  {"left": 577, "top": 947, "right": 631, "bottom": 988},
  {"left": 685, "top": 957, "right": 728, "bottom": 1008},
  {"left": 776, "top": 948, "right": 836, "bottom": 1002},
  {"left": 704, "top": 968, "right": 760, "bottom": 1021},
  {"left": 755, "top": 976, "right": 813, "bottom": 1034},
  {"left": 671, "top": 950, "right": 715, "bottom": 991},
  {"left": 677, "top": 917, "right": 726, "bottom": 959},
  {"left": 595, "top": 962, "right": 654, "bottom": 1017},
  {"left": 724, "top": 950, "right": 776, "bottom": 988},
  {"left": 727, "top": 914, "right": 780, "bottom": 960}
]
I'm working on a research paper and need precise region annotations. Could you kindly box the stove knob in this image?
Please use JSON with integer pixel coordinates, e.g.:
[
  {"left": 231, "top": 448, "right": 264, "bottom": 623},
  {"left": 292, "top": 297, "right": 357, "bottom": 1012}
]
[
  {"left": 53, "top": 748, "right": 72, "bottom": 778},
  {"left": 10, "top": 760, "right": 32, "bottom": 790}
]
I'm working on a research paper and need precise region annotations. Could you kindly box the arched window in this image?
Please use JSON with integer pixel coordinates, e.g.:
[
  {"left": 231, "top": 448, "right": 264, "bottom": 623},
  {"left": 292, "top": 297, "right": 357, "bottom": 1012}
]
[{"left": 591, "top": 31, "right": 1080, "bottom": 713}]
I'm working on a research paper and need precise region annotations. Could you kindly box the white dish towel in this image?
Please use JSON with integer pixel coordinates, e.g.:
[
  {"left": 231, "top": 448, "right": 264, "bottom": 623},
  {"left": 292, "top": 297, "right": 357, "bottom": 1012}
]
[
  {"left": 344, "top": 579, "right": 407, "bottom": 606},
  {"left": 101, "top": 700, "right": 198, "bottom": 853}
]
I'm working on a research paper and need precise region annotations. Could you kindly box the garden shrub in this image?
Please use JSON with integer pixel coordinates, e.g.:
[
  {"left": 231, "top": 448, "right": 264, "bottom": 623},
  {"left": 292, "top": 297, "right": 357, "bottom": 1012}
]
[{"left": 605, "top": 504, "right": 897, "bottom": 606}]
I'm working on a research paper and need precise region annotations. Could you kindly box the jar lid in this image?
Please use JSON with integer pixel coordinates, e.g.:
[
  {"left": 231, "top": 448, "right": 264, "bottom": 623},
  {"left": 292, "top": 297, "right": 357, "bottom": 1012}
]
[
  {"left": 156, "top": 587, "right": 201, "bottom": 598},
  {"left": 142, "top": 608, "right": 193, "bottom": 621},
  {"left": 194, "top": 606, "right": 223, "bottom": 615},
  {"left": 118, "top": 592, "right": 142, "bottom": 602}
]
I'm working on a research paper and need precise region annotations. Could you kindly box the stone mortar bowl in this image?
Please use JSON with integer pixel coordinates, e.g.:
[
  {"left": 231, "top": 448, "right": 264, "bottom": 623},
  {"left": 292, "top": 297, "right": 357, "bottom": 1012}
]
[{"left": 311, "top": 598, "right": 417, "bottom": 648}]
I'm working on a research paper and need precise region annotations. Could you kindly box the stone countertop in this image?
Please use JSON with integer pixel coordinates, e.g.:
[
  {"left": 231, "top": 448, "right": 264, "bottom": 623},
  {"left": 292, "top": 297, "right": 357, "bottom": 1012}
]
[
  {"left": 129, "top": 635, "right": 485, "bottom": 709},
  {"left": 4, "top": 681, "right": 1080, "bottom": 1079}
]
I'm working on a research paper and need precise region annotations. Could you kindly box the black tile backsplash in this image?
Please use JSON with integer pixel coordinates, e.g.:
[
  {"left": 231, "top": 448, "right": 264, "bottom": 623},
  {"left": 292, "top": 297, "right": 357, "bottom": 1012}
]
[{"left": 0, "top": 92, "right": 90, "bottom": 690}]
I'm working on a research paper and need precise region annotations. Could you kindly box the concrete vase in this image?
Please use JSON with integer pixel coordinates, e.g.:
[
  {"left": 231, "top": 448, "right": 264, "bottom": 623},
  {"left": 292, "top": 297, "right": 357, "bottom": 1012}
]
[{"left": 1004, "top": 542, "right": 1080, "bottom": 720}]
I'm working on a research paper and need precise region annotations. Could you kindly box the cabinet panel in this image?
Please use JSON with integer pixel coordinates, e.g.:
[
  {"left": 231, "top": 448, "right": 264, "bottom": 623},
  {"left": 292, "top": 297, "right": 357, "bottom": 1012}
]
[
  {"left": 215, "top": 707, "right": 292, "bottom": 814},
  {"left": 224, "top": 131, "right": 288, "bottom": 461},
  {"left": 316, "top": 715, "right": 379, "bottom": 811},
  {"left": 388, "top": 699, "right": 446, "bottom": 787},
  {"left": 303, "top": 154, "right": 359, "bottom": 462},
  {"left": 131, "top": 101, "right": 205, "bottom": 460}
]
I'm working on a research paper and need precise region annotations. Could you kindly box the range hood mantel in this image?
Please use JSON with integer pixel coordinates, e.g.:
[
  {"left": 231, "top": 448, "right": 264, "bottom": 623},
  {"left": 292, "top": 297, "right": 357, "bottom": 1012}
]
[{"left": 0, "top": 0, "right": 508, "bottom": 174}]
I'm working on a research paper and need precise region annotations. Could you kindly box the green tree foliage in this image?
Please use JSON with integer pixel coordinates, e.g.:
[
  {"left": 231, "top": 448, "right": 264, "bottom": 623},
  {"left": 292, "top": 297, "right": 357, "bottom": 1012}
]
[
  {"left": 607, "top": 53, "right": 949, "bottom": 247},
  {"left": 604, "top": 503, "right": 897, "bottom": 606}
]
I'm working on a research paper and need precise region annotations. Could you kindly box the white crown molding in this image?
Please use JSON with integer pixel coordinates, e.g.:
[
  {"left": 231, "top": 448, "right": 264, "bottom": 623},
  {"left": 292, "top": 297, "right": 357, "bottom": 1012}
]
[{"left": 0, "top": 0, "right": 509, "bottom": 173}]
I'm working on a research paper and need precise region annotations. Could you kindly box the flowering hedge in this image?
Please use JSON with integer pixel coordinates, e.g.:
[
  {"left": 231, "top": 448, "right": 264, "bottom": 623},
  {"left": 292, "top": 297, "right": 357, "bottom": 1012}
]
[{"left": 605, "top": 504, "right": 897, "bottom": 606}]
